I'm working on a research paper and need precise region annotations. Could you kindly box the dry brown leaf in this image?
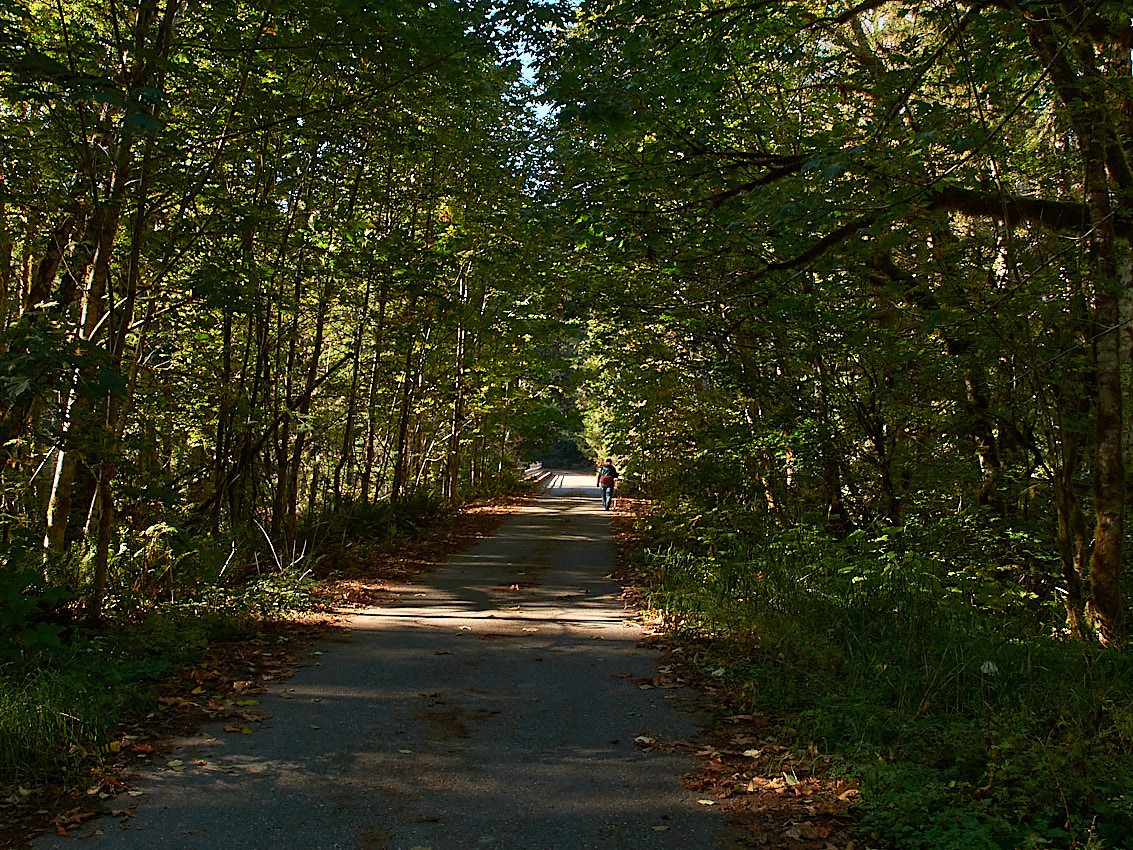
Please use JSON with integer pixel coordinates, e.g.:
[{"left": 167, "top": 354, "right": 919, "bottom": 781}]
[{"left": 156, "top": 696, "right": 194, "bottom": 708}]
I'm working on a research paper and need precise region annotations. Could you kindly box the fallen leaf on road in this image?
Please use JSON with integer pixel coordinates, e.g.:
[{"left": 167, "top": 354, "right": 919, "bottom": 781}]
[
  {"left": 157, "top": 697, "right": 195, "bottom": 708},
  {"left": 698, "top": 799, "right": 717, "bottom": 806}
]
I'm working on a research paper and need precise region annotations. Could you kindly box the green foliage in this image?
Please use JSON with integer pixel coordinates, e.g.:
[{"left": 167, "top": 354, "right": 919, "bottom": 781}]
[
  {"left": 299, "top": 490, "right": 453, "bottom": 549},
  {"left": 197, "top": 571, "right": 321, "bottom": 623},
  {"left": 0, "top": 569, "right": 73, "bottom": 661},
  {"left": 0, "top": 611, "right": 227, "bottom": 790},
  {"left": 0, "top": 525, "right": 77, "bottom": 658},
  {"left": 638, "top": 505, "right": 1133, "bottom": 849}
]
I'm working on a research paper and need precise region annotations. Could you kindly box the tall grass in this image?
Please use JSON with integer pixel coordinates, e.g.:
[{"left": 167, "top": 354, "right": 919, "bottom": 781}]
[
  {"left": 0, "top": 666, "right": 111, "bottom": 789},
  {"left": 642, "top": 513, "right": 1133, "bottom": 850}
]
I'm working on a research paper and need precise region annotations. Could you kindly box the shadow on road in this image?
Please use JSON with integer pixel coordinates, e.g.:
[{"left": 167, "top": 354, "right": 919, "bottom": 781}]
[{"left": 34, "top": 471, "right": 736, "bottom": 850}]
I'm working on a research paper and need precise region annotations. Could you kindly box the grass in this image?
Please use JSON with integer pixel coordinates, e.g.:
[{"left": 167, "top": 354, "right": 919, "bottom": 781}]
[
  {"left": 0, "top": 607, "right": 244, "bottom": 792},
  {"left": 635, "top": 507, "right": 1133, "bottom": 850}
]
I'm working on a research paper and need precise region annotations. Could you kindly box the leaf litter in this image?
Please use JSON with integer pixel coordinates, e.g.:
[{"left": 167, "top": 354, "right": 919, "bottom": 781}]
[
  {"left": 610, "top": 511, "right": 860, "bottom": 849},
  {"left": 2, "top": 620, "right": 329, "bottom": 845}
]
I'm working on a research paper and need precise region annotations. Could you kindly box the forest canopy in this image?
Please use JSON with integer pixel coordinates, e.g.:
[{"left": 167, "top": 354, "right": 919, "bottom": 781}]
[
  {"left": 2, "top": 0, "right": 1133, "bottom": 845},
  {"left": 0, "top": 0, "right": 578, "bottom": 622}
]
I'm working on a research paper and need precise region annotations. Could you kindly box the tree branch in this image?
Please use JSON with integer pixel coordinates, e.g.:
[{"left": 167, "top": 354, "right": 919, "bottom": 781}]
[
  {"left": 764, "top": 216, "right": 876, "bottom": 272},
  {"left": 927, "top": 185, "right": 1096, "bottom": 234}
]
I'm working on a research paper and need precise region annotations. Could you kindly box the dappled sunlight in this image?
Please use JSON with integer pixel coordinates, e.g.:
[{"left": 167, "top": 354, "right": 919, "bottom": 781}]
[
  {"left": 31, "top": 476, "right": 723, "bottom": 850},
  {"left": 350, "top": 607, "right": 632, "bottom": 628}
]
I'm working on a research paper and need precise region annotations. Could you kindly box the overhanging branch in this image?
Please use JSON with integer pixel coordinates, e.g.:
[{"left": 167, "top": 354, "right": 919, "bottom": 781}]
[{"left": 927, "top": 186, "right": 1094, "bottom": 234}]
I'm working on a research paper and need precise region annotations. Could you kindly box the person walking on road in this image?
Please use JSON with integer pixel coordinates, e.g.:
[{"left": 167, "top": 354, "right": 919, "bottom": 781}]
[{"left": 597, "top": 458, "right": 619, "bottom": 510}]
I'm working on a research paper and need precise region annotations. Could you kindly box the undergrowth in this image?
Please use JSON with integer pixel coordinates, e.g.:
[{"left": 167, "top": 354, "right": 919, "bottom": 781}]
[
  {"left": 0, "top": 610, "right": 237, "bottom": 792},
  {"left": 637, "top": 504, "right": 1133, "bottom": 850}
]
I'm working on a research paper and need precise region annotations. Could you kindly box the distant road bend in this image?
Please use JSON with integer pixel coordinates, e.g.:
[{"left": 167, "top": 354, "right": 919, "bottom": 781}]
[{"left": 36, "top": 471, "right": 734, "bottom": 850}]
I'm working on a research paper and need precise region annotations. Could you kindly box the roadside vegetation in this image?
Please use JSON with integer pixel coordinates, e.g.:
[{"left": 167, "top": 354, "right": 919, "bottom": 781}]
[{"left": 622, "top": 496, "right": 1132, "bottom": 849}]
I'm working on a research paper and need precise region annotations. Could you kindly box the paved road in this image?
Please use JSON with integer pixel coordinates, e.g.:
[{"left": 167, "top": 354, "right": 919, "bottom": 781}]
[{"left": 38, "top": 472, "right": 734, "bottom": 850}]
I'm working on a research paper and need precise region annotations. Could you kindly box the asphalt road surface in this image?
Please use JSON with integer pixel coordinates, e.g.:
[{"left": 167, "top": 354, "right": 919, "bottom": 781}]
[{"left": 37, "top": 472, "right": 735, "bottom": 850}]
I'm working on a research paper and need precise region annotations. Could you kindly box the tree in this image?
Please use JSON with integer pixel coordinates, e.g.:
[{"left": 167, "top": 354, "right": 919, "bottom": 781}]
[
  {"left": 546, "top": 0, "right": 1131, "bottom": 642},
  {"left": 0, "top": 0, "right": 571, "bottom": 618}
]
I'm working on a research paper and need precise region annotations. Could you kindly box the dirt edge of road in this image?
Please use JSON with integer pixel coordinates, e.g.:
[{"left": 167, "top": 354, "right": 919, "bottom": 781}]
[{"left": 608, "top": 498, "right": 862, "bottom": 850}]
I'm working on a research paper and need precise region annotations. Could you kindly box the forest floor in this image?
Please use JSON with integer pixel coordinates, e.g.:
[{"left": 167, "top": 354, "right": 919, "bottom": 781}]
[{"left": 6, "top": 479, "right": 860, "bottom": 849}]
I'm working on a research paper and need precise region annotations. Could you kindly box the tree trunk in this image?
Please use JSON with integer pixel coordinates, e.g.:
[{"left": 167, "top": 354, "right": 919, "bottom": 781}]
[
  {"left": 334, "top": 272, "right": 373, "bottom": 502},
  {"left": 360, "top": 281, "right": 389, "bottom": 501},
  {"left": 390, "top": 340, "right": 417, "bottom": 502},
  {"left": 1087, "top": 230, "right": 1126, "bottom": 645},
  {"left": 1020, "top": 0, "right": 1132, "bottom": 643},
  {"left": 43, "top": 0, "right": 165, "bottom": 555},
  {"left": 86, "top": 461, "right": 115, "bottom": 624}
]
